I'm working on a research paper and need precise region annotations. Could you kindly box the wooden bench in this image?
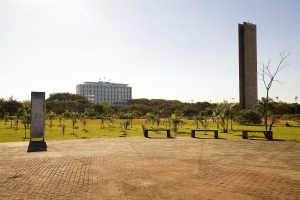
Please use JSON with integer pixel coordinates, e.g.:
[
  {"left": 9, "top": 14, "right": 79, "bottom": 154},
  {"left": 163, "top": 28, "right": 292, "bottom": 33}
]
[
  {"left": 191, "top": 129, "right": 218, "bottom": 139},
  {"left": 242, "top": 130, "right": 273, "bottom": 140},
  {"left": 144, "top": 129, "right": 171, "bottom": 138}
]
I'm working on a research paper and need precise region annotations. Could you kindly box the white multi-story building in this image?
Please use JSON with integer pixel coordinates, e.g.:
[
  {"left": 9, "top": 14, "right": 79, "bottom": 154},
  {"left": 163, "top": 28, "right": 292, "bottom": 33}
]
[{"left": 76, "top": 81, "right": 132, "bottom": 107}]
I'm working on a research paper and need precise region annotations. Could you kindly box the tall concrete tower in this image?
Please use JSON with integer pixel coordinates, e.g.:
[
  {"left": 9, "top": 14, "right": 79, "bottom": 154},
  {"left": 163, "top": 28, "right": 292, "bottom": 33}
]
[{"left": 239, "top": 22, "right": 258, "bottom": 110}]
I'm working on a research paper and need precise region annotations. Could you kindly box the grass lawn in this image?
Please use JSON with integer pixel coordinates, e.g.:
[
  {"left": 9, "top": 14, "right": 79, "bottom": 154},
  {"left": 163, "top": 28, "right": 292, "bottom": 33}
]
[{"left": 0, "top": 119, "right": 300, "bottom": 143}]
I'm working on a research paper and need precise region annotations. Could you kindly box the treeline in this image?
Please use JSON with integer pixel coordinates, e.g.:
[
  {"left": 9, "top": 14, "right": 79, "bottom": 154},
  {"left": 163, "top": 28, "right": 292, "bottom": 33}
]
[
  {"left": 1, "top": 93, "right": 300, "bottom": 118},
  {"left": 45, "top": 93, "right": 216, "bottom": 116}
]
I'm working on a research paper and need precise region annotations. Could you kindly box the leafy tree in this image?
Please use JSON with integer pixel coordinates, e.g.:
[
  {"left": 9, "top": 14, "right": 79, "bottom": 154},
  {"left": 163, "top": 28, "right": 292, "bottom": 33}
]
[
  {"left": 47, "top": 92, "right": 89, "bottom": 102},
  {"left": 275, "top": 101, "right": 294, "bottom": 115},
  {"left": 1, "top": 96, "right": 22, "bottom": 118},
  {"left": 236, "top": 110, "right": 262, "bottom": 125},
  {"left": 6, "top": 115, "right": 15, "bottom": 128}
]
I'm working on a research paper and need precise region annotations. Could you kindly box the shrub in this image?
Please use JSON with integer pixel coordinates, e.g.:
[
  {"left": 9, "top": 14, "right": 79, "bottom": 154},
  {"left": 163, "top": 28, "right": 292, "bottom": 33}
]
[
  {"left": 281, "top": 114, "right": 293, "bottom": 120},
  {"left": 236, "top": 110, "right": 262, "bottom": 125}
]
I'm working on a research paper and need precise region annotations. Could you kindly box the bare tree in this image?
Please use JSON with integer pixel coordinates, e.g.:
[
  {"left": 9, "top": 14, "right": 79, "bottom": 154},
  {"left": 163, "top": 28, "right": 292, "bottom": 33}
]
[{"left": 259, "top": 49, "right": 291, "bottom": 132}]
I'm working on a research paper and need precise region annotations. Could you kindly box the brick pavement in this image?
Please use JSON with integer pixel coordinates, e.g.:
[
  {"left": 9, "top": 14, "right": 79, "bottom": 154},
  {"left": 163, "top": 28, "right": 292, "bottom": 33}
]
[{"left": 0, "top": 137, "right": 300, "bottom": 199}]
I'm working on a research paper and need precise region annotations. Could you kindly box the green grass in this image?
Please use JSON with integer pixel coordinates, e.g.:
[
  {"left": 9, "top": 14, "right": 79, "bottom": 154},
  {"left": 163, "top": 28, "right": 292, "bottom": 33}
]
[{"left": 0, "top": 119, "right": 300, "bottom": 143}]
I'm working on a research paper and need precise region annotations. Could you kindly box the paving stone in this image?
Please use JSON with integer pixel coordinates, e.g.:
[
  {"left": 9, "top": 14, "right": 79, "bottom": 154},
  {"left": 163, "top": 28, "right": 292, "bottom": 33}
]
[{"left": 0, "top": 138, "right": 300, "bottom": 199}]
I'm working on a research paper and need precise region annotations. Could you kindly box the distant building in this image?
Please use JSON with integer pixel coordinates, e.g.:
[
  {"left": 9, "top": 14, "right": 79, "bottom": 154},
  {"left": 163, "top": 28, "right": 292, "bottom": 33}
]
[{"left": 76, "top": 81, "right": 132, "bottom": 107}]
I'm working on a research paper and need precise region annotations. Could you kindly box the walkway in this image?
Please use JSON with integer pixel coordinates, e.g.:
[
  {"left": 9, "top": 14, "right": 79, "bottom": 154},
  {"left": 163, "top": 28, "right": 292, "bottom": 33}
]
[{"left": 0, "top": 137, "right": 300, "bottom": 199}]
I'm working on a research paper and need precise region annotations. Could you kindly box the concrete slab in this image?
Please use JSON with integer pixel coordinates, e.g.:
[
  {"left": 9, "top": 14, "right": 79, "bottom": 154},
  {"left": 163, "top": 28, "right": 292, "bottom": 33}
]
[{"left": 0, "top": 137, "right": 300, "bottom": 199}]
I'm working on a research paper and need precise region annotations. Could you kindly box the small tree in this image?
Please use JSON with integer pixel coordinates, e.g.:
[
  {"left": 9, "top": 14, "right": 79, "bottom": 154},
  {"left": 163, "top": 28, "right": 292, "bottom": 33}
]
[
  {"left": 57, "top": 114, "right": 64, "bottom": 127},
  {"left": 61, "top": 125, "right": 66, "bottom": 136},
  {"left": 46, "top": 111, "right": 57, "bottom": 128},
  {"left": 99, "top": 113, "right": 107, "bottom": 129},
  {"left": 259, "top": 49, "right": 291, "bottom": 132},
  {"left": 200, "top": 120, "right": 209, "bottom": 135},
  {"left": 6, "top": 115, "right": 15, "bottom": 128},
  {"left": 21, "top": 114, "right": 30, "bottom": 140},
  {"left": 212, "top": 102, "right": 222, "bottom": 129},
  {"left": 191, "top": 112, "right": 203, "bottom": 129},
  {"left": 69, "top": 112, "right": 78, "bottom": 134},
  {"left": 120, "top": 120, "right": 130, "bottom": 137},
  {"left": 169, "top": 115, "right": 186, "bottom": 137}
]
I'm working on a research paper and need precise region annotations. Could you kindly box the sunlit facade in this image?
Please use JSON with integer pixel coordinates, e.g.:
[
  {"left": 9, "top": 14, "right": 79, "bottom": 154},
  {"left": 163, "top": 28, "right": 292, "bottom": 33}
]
[{"left": 76, "top": 81, "right": 132, "bottom": 107}]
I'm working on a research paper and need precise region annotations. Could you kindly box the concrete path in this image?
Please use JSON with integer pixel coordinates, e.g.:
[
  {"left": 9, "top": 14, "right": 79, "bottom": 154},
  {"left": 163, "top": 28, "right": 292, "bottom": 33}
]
[{"left": 0, "top": 137, "right": 300, "bottom": 199}]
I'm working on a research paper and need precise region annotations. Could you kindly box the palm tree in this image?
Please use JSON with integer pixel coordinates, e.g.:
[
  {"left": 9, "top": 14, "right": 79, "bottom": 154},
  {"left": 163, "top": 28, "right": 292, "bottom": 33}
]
[
  {"left": 253, "top": 97, "right": 275, "bottom": 117},
  {"left": 228, "top": 103, "right": 237, "bottom": 130},
  {"left": 191, "top": 112, "right": 203, "bottom": 129},
  {"left": 99, "top": 113, "right": 106, "bottom": 129},
  {"left": 120, "top": 120, "right": 130, "bottom": 137},
  {"left": 200, "top": 120, "right": 209, "bottom": 135},
  {"left": 80, "top": 113, "right": 88, "bottom": 130},
  {"left": 145, "top": 112, "right": 158, "bottom": 126},
  {"left": 253, "top": 97, "right": 276, "bottom": 132},
  {"left": 46, "top": 111, "right": 57, "bottom": 128},
  {"left": 221, "top": 101, "right": 231, "bottom": 132},
  {"left": 169, "top": 115, "right": 186, "bottom": 137},
  {"left": 57, "top": 114, "right": 64, "bottom": 127},
  {"left": 69, "top": 112, "right": 78, "bottom": 134},
  {"left": 212, "top": 102, "right": 222, "bottom": 129}
]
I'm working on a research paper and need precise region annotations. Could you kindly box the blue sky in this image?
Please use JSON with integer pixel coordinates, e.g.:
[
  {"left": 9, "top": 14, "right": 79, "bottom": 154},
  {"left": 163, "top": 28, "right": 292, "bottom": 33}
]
[{"left": 0, "top": 0, "right": 299, "bottom": 103}]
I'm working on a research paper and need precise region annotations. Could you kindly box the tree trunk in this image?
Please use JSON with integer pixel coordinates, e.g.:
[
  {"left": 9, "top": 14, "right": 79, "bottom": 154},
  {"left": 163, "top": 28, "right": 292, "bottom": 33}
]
[
  {"left": 265, "top": 91, "right": 269, "bottom": 132},
  {"left": 226, "top": 118, "right": 228, "bottom": 131}
]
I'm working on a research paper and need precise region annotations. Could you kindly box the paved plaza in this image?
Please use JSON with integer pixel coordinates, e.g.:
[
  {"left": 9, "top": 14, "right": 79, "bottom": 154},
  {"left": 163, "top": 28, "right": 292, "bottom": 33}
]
[{"left": 0, "top": 137, "right": 300, "bottom": 199}]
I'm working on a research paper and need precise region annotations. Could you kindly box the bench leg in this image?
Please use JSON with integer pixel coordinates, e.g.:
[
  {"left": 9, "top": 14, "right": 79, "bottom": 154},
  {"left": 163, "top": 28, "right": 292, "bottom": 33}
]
[
  {"left": 214, "top": 131, "right": 218, "bottom": 139},
  {"left": 267, "top": 131, "right": 273, "bottom": 140},
  {"left": 167, "top": 130, "right": 171, "bottom": 138},
  {"left": 144, "top": 130, "right": 148, "bottom": 138},
  {"left": 242, "top": 131, "right": 248, "bottom": 139},
  {"left": 191, "top": 130, "right": 195, "bottom": 138}
]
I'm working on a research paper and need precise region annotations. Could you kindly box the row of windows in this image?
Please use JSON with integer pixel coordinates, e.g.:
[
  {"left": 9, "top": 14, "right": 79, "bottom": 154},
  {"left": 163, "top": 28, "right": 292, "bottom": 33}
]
[
  {"left": 84, "top": 94, "right": 130, "bottom": 97},
  {"left": 81, "top": 85, "right": 131, "bottom": 90},
  {"left": 81, "top": 90, "right": 131, "bottom": 94},
  {"left": 87, "top": 98, "right": 131, "bottom": 102}
]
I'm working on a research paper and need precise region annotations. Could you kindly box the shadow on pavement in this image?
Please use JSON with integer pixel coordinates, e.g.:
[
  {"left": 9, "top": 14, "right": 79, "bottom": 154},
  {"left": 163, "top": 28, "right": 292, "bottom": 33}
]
[
  {"left": 193, "top": 137, "right": 227, "bottom": 140},
  {"left": 146, "top": 137, "right": 176, "bottom": 139},
  {"left": 27, "top": 141, "right": 47, "bottom": 152}
]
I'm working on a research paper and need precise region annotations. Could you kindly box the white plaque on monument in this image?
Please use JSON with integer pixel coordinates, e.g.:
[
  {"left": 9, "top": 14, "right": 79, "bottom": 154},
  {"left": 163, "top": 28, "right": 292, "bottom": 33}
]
[{"left": 30, "top": 92, "right": 45, "bottom": 140}]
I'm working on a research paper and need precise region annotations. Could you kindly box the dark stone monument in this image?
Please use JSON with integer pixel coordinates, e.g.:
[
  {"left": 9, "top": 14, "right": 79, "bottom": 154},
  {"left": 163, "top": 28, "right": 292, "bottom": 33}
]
[
  {"left": 239, "top": 22, "right": 258, "bottom": 110},
  {"left": 30, "top": 92, "right": 45, "bottom": 141}
]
